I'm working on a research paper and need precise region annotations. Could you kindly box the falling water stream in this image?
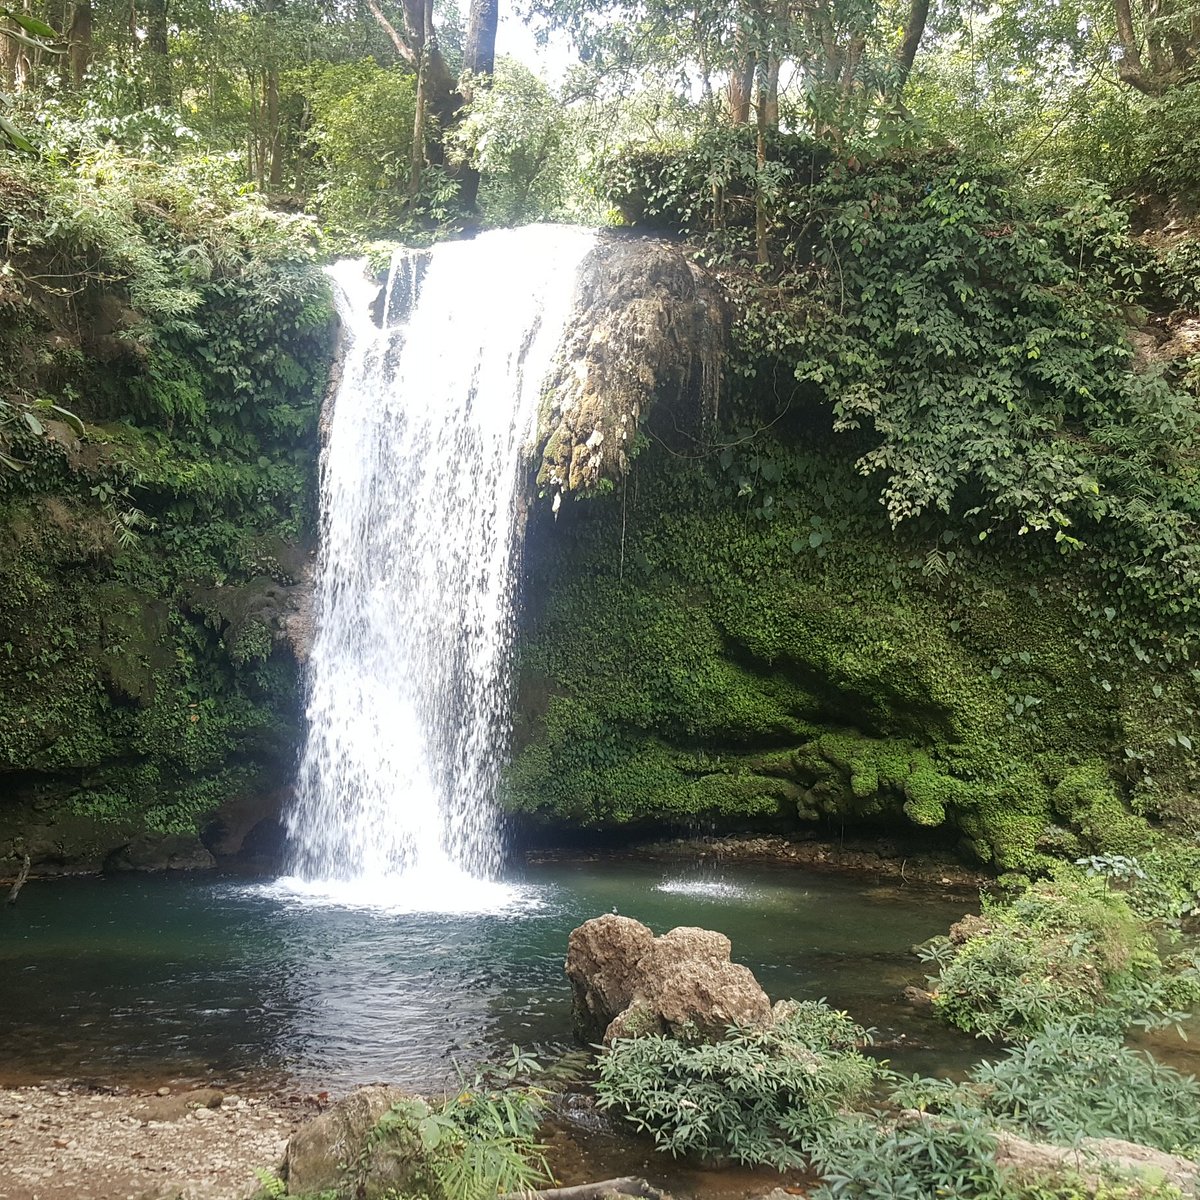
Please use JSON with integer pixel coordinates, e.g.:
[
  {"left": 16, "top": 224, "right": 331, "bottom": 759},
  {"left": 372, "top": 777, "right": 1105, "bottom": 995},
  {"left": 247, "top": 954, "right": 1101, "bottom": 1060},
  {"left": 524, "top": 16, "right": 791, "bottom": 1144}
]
[{"left": 280, "top": 226, "right": 596, "bottom": 909}]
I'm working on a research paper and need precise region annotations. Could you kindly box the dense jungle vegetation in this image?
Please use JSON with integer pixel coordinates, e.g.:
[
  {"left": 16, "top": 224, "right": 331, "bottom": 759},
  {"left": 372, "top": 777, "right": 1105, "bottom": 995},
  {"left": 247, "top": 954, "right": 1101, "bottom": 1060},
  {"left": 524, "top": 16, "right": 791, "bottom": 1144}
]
[
  {"left": 3, "top": 0, "right": 1200, "bottom": 892},
  {"left": 6, "top": 4, "right": 1200, "bottom": 1199}
]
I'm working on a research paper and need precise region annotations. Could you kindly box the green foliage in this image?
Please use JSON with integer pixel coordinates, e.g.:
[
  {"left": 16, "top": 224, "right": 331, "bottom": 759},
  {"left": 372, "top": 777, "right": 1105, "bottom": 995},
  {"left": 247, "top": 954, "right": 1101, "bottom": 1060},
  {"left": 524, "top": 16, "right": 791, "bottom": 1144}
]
[
  {"left": 725, "top": 155, "right": 1195, "bottom": 545},
  {"left": 371, "top": 1052, "right": 553, "bottom": 1200},
  {"left": 452, "top": 59, "right": 577, "bottom": 226},
  {"left": 897, "top": 1023, "right": 1200, "bottom": 1158},
  {"left": 808, "top": 1108, "right": 1186, "bottom": 1200},
  {"left": 0, "top": 149, "right": 332, "bottom": 840},
  {"left": 923, "top": 875, "right": 1200, "bottom": 1040},
  {"left": 510, "top": 437, "right": 1184, "bottom": 869},
  {"left": 595, "top": 127, "right": 831, "bottom": 233},
  {"left": 593, "top": 1001, "right": 879, "bottom": 1168},
  {"left": 287, "top": 59, "right": 419, "bottom": 240},
  {"left": 808, "top": 1108, "right": 1013, "bottom": 1200}
]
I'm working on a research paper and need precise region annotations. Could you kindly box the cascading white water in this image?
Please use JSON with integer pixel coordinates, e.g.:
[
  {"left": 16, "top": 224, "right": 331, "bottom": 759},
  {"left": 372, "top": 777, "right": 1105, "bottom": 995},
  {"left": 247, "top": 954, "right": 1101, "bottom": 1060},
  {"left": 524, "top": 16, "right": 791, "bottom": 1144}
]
[{"left": 280, "top": 226, "right": 595, "bottom": 910}]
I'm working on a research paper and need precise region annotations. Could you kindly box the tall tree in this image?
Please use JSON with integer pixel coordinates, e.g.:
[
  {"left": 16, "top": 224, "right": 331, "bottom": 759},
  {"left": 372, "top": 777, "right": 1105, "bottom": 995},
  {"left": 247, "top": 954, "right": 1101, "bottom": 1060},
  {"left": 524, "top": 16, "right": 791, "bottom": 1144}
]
[{"left": 1114, "top": 0, "right": 1198, "bottom": 93}]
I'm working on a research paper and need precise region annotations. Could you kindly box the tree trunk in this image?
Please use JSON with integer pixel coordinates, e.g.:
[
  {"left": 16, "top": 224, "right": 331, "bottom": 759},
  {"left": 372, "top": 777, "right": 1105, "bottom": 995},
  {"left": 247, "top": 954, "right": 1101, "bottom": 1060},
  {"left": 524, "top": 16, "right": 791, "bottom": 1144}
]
[
  {"left": 408, "top": 0, "right": 432, "bottom": 201},
  {"left": 727, "top": 53, "right": 755, "bottom": 123},
  {"left": 143, "top": 0, "right": 169, "bottom": 101},
  {"left": 368, "top": 0, "right": 460, "bottom": 129},
  {"left": 1115, "top": 0, "right": 1155, "bottom": 91},
  {"left": 764, "top": 52, "right": 780, "bottom": 127},
  {"left": 754, "top": 63, "right": 769, "bottom": 266},
  {"left": 67, "top": 1, "right": 92, "bottom": 88},
  {"left": 1, "top": 18, "right": 14, "bottom": 91},
  {"left": 266, "top": 67, "right": 282, "bottom": 188},
  {"left": 893, "top": 0, "right": 930, "bottom": 93},
  {"left": 1113, "top": 0, "right": 1197, "bottom": 93},
  {"left": 463, "top": 0, "right": 497, "bottom": 79},
  {"left": 456, "top": 0, "right": 498, "bottom": 214}
]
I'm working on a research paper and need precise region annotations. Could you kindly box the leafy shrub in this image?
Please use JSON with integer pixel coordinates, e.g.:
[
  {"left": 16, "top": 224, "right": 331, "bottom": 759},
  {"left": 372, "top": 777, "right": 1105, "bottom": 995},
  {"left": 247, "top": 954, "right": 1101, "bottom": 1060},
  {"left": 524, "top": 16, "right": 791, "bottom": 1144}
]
[
  {"left": 809, "top": 1110, "right": 1186, "bottom": 1200},
  {"left": 593, "top": 1000, "right": 879, "bottom": 1168},
  {"left": 451, "top": 58, "right": 575, "bottom": 226},
  {"left": 1140, "top": 80, "right": 1200, "bottom": 201},
  {"left": 923, "top": 875, "right": 1200, "bottom": 1041},
  {"left": 594, "top": 125, "right": 831, "bottom": 233},
  {"left": 896, "top": 1023, "right": 1200, "bottom": 1158},
  {"left": 809, "top": 1108, "right": 1012, "bottom": 1200},
  {"left": 370, "top": 1049, "right": 554, "bottom": 1200},
  {"left": 285, "top": 58, "right": 418, "bottom": 239}
]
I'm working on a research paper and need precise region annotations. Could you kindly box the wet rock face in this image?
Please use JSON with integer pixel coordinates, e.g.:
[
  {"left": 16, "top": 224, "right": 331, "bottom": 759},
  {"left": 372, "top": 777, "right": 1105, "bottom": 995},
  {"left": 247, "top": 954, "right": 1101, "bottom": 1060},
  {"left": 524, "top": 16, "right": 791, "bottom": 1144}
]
[
  {"left": 537, "top": 235, "right": 727, "bottom": 500},
  {"left": 565, "top": 915, "right": 773, "bottom": 1043}
]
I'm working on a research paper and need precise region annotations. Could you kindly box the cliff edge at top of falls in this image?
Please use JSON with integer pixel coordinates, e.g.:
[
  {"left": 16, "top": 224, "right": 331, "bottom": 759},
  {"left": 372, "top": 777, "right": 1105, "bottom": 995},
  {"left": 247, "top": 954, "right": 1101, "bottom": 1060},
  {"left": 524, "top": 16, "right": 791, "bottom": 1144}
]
[{"left": 535, "top": 234, "right": 728, "bottom": 500}]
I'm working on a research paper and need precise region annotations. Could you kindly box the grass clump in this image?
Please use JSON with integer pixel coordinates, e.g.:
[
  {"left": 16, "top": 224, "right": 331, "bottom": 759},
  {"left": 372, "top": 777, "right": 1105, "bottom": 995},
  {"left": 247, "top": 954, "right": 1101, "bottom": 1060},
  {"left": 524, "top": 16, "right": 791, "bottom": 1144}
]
[
  {"left": 807, "top": 1109, "right": 1188, "bottom": 1200},
  {"left": 894, "top": 1022, "right": 1200, "bottom": 1159},
  {"left": 593, "top": 1000, "right": 879, "bottom": 1169}
]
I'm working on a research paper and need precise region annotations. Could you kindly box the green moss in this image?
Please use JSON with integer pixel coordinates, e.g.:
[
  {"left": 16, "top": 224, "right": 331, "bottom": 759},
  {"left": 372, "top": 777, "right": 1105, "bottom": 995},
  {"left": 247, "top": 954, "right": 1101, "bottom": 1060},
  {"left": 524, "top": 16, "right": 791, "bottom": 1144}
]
[
  {"left": 0, "top": 159, "right": 333, "bottom": 849},
  {"left": 927, "top": 874, "right": 1200, "bottom": 1040},
  {"left": 508, "top": 441, "right": 1182, "bottom": 872}
]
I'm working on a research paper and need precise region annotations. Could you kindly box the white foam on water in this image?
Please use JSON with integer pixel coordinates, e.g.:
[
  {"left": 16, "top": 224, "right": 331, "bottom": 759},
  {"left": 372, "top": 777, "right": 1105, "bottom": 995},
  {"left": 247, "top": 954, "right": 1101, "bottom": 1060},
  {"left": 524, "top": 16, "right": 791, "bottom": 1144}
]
[
  {"left": 263, "top": 867, "right": 544, "bottom": 917},
  {"left": 654, "top": 876, "right": 752, "bottom": 901},
  {"left": 283, "top": 226, "right": 596, "bottom": 910}
]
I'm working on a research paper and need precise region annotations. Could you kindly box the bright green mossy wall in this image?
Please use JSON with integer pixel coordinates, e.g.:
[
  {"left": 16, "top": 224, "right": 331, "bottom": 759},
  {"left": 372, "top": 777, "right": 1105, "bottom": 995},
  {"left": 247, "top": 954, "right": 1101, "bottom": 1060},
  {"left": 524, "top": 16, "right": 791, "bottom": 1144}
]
[
  {"left": 509, "top": 432, "right": 1187, "bottom": 876},
  {"left": 0, "top": 158, "right": 334, "bottom": 871}
]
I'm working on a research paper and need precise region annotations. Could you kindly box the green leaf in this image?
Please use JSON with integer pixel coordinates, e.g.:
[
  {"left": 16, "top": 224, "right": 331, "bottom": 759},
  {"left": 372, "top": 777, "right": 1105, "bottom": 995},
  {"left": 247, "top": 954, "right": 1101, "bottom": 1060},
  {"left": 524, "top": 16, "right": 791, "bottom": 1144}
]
[
  {"left": 48, "top": 404, "right": 85, "bottom": 435},
  {"left": 0, "top": 110, "right": 35, "bottom": 152},
  {"left": 417, "top": 1116, "right": 443, "bottom": 1150},
  {"left": 1, "top": 8, "right": 59, "bottom": 37},
  {"left": 0, "top": 23, "right": 63, "bottom": 52}
]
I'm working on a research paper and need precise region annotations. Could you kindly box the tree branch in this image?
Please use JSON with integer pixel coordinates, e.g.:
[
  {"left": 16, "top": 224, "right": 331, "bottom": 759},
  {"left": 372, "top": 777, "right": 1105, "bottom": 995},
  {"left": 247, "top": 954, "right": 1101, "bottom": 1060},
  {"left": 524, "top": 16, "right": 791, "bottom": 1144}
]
[
  {"left": 366, "top": 0, "right": 419, "bottom": 69},
  {"left": 1113, "top": 0, "right": 1158, "bottom": 93}
]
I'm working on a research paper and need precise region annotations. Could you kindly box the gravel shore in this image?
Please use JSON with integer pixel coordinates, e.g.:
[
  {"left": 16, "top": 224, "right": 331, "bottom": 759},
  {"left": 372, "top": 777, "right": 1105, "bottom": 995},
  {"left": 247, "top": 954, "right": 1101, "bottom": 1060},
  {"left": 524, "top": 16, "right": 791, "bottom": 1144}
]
[{"left": 0, "top": 1084, "right": 306, "bottom": 1200}]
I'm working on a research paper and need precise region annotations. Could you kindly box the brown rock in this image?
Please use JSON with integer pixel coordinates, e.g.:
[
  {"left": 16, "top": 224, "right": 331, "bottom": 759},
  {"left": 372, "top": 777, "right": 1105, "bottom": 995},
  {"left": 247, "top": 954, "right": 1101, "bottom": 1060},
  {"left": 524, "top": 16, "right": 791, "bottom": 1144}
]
[
  {"left": 134, "top": 1088, "right": 224, "bottom": 1123},
  {"left": 622, "top": 926, "right": 772, "bottom": 1041},
  {"left": 566, "top": 914, "right": 657, "bottom": 1042},
  {"left": 948, "top": 914, "right": 990, "bottom": 944},
  {"left": 993, "top": 1127, "right": 1200, "bottom": 1193},
  {"left": 565, "top": 917, "right": 773, "bottom": 1045},
  {"left": 537, "top": 236, "right": 727, "bottom": 500},
  {"left": 284, "top": 1085, "right": 421, "bottom": 1199}
]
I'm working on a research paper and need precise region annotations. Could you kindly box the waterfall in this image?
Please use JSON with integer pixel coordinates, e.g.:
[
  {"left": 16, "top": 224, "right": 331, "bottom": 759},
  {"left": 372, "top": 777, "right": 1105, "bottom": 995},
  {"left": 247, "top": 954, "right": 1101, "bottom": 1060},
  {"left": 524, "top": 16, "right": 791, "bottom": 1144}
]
[{"left": 281, "top": 226, "right": 595, "bottom": 910}]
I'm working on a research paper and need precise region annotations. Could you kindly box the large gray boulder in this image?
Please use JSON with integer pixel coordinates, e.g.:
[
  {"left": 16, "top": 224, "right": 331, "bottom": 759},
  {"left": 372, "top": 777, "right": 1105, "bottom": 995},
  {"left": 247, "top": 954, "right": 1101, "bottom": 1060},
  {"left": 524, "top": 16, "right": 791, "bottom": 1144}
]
[
  {"left": 284, "top": 1085, "right": 424, "bottom": 1199},
  {"left": 566, "top": 916, "right": 773, "bottom": 1043}
]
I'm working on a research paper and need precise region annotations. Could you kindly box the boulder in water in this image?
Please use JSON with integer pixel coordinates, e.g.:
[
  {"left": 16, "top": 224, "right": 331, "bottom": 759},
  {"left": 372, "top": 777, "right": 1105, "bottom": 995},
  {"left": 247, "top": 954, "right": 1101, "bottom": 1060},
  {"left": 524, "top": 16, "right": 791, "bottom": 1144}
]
[
  {"left": 566, "top": 916, "right": 773, "bottom": 1043},
  {"left": 284, "top": 1085, "right": 424, "bottom": 1199},
  {"left": 566, "top": 914, "right": 656, "bottom": 1041}
]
